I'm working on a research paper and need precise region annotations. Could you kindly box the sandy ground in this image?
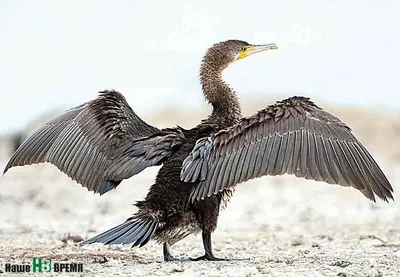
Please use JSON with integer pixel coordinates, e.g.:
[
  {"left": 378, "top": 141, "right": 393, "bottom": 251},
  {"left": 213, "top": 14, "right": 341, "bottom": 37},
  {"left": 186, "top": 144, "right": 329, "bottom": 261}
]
[{"left": 0, "top": 100, "right": 400, "bottom": 276}]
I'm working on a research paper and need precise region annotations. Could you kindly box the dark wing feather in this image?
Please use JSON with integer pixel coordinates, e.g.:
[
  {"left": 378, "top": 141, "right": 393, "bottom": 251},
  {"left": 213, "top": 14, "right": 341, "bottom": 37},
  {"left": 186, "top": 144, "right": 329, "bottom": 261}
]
[
  {"left": 4, "top": 90, "right": 184, "bottom": 194},
  {"left": 181, "top": 96, "right": 394, "bottom": 202}
]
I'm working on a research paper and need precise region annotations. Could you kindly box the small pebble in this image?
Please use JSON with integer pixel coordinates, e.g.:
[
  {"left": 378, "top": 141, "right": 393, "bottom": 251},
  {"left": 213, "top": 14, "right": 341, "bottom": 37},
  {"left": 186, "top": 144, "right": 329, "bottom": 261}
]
[
  {"left": 92, "top": 256, "right": 108, "bottom": 264},
  {"left": 61, "top": 234, "right": 84, "bottom": 243},
  {"left": 291, "top": 237, "right": 304, "bottom": 246},
  {"left": 331, "top": 260, "right": 351, "bottom": 268},
  {"left": 311, "top": 242, "right": 319, "bottom": 247}
]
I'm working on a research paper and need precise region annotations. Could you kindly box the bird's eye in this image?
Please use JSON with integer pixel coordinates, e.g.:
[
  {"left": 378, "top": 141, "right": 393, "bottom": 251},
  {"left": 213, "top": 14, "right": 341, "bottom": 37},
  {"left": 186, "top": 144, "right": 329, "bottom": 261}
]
[{"left": 242, "top": 46, "right": 247, "bottom": 51}]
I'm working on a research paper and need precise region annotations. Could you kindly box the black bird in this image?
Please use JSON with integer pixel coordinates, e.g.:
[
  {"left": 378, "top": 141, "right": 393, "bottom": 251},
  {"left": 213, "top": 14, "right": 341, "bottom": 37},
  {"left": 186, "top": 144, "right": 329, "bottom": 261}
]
[{"left": 4, "top": 40, "right": 394, "bottom": 261}]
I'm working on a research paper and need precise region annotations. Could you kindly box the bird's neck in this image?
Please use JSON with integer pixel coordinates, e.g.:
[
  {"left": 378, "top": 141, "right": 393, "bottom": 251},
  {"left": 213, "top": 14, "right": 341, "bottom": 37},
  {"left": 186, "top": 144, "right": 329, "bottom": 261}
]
[{"left": 199, "top": 61, "right": 242, "bottom": 128}]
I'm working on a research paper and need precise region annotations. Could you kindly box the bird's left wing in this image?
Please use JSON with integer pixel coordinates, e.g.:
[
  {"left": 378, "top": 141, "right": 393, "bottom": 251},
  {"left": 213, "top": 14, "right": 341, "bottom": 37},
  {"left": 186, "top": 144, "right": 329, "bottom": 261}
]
[{"left": 181, "top": 97, "right": 394, "bottom": 203}]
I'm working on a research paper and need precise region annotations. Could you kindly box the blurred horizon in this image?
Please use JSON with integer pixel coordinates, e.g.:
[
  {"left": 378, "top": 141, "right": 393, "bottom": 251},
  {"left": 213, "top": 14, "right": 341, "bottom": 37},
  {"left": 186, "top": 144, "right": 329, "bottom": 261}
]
[{"left": 1, "top": 0, "right": 400, "bottom": 133}]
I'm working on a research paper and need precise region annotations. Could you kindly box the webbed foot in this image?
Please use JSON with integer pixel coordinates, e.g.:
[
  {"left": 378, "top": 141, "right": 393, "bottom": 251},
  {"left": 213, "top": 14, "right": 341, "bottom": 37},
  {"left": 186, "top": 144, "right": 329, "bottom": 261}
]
[{"left": 189, "top": 254, "right": 230, "bottom": 261}]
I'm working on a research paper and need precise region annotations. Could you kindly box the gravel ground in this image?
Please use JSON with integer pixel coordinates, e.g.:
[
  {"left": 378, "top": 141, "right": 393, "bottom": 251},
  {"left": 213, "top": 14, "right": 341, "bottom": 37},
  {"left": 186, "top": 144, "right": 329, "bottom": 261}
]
[{"left": 0, "top": 104, "right": 399, "bottom": 276}]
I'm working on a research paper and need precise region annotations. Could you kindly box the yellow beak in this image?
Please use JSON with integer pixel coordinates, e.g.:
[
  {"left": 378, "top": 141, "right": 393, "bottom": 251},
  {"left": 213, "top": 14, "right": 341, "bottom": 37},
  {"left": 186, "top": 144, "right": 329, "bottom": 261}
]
[{"left": 237, "top": 43, "right": 278, "bottom": 60}]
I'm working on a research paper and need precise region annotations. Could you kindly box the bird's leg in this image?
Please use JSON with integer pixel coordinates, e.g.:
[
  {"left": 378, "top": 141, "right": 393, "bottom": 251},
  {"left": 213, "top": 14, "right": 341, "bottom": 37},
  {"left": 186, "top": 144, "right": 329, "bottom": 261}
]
[
  {"left": 163, "top": 242, "right": 188, "bottom": 262},
  {"left": 190, "top": 231, "right": 230, "bottom": 261}
]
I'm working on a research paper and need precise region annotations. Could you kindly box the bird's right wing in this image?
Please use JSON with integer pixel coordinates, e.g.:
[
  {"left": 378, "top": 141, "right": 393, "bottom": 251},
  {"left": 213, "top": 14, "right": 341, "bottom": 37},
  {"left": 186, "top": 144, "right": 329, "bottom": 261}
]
[
  {"left": 4, "top": 90, "right": 184, "bottom": 194},
  {"left": 181, "top": 97, "right": 394, "bottom": 203}
]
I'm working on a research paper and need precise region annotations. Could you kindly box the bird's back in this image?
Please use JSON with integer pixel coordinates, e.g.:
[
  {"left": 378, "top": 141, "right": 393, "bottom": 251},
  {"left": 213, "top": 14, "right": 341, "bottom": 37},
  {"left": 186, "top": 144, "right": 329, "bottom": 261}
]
[{"left": 136, "top": 124, "right": 219, "bottom": 212}]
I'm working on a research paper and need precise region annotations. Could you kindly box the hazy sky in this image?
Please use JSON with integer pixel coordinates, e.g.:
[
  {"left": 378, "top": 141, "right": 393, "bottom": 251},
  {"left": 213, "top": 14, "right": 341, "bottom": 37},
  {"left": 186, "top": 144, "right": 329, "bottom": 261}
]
[{"left": 1, "top": 0, "right": 399, "bottom": 133}]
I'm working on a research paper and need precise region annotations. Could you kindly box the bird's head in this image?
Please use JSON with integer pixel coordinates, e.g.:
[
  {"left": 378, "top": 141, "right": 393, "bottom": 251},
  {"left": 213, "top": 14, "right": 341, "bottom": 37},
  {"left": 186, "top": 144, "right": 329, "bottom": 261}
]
[{"left": 203, "top": 40, "right": 278, "bottom": 69}]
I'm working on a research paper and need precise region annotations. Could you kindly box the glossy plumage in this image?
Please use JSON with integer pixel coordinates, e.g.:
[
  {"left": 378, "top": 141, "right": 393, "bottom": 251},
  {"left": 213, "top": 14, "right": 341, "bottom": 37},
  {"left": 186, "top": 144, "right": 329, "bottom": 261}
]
[
  {"left": 4, "top": 40, "right": 394, "bottom": 261},
  {"left": 4, "top": 91, "right": 161, "bottom": 194},
  {"left": 182, "top": 96, "right": 393, "bottom": 202}
]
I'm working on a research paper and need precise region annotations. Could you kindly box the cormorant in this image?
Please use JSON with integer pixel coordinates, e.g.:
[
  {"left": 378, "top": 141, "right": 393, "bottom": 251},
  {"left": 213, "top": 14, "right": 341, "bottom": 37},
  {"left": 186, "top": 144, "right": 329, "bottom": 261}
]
[{"left": 3, "top": 40, "right": 394, "bottom": 261}]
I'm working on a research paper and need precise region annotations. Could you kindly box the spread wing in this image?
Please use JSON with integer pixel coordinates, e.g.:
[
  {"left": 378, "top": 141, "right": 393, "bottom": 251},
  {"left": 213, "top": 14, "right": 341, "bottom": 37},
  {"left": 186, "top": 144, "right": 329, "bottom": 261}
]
[
  {"left": 4, "top": 90, "right": 184, "bottom": 194},
  {"left": 181, "top": 97, "right": 394, "bottom": 203}
]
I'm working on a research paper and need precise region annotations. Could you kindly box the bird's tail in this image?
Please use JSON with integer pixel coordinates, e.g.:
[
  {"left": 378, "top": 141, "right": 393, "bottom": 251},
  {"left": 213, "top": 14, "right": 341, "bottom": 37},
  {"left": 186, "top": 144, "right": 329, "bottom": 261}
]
[{"left": 81, "top": 217, "right": 158, "bottom": 248}]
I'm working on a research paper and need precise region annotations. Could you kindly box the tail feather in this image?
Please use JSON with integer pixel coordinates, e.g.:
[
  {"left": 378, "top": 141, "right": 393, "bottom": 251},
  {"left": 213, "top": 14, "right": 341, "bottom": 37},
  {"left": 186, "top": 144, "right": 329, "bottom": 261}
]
[
  {"left": 81, "top": 217, "right": 158, "bottom": 248},
  {"left": 112, "top": 221, "right": 147, "bottom": 245},
  {"left": 81, "top": 221, "right": 132, "bottom": 245},
  {"left": 135, "top": 221, "right": 158, "bottom": 247}
]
